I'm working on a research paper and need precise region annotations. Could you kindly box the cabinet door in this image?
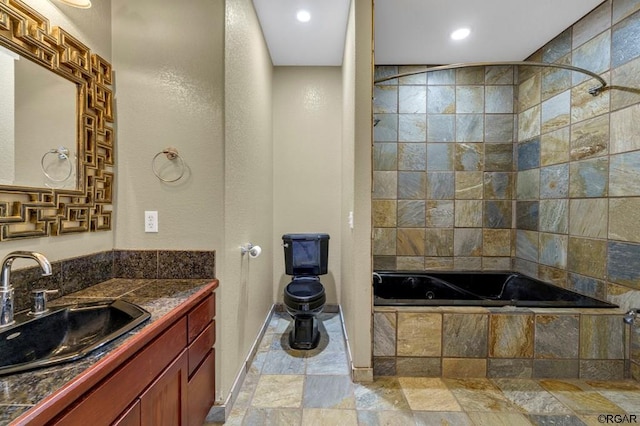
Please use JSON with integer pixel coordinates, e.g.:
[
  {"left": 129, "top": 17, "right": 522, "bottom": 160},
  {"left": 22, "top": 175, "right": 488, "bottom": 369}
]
[
  {"left": 140, "top": 351, "right": 188, "bottom": 426},
  {"left": 187, "top": 349, "right": 215, "bottom": 426},
  {"left": 113, "top": 401, "right": 141, "bottom": 426},
  {"left": 54, "top": 318, "right": 187, "bottom": 425}
]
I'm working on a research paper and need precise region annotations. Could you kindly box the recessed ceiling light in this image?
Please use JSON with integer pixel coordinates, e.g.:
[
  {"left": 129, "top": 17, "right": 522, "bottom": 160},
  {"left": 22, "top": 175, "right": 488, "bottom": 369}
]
[
  {"left": 296, "top": 10, "right": 311, "bottom": 23},
  {"left": 450, "top": 28, "right": 471, "bottom": 40}
]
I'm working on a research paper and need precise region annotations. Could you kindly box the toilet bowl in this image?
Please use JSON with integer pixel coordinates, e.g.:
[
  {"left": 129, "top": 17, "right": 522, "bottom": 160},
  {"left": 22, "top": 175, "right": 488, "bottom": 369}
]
[
  {"left": 282, "top": 233, "right": 329, "bottom": 350},
  {"left": 284, "top": 277, "right": 326, "bottom": 313},
  {"left": 284, "top": 277, "right": 326, "bottom": 349}
]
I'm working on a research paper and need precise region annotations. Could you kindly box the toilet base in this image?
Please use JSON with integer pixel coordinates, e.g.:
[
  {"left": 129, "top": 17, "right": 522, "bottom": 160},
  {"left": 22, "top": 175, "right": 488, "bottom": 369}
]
[{"left": 289, "top": 315, "right": 320, "bottom": 350}]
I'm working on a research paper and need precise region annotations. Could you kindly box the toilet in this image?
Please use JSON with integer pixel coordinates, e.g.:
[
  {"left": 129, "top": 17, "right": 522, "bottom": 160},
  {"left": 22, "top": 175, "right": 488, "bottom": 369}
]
[{"left": 282, "top": 233, "right": 329, "bottom": 350}]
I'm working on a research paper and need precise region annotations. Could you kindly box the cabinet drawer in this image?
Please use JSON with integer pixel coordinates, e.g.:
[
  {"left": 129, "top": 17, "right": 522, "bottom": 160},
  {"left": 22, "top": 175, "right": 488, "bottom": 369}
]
[
  {"left": 188, "top": 293, "right": 215, "bottom": 343},
  {"left": 187, "top": 349, "right": 215, "bottom": 426},
  {"left": 55, "top": 317, "right": 187, "bottom": 425},
  {"left": 188, "top": 320, "right": 215, "bottom": 377}
]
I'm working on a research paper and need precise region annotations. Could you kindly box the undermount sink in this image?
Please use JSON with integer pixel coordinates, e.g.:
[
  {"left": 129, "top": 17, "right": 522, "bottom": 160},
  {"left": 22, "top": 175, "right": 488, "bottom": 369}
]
[{"left": 0, "top": 299, "right": 151, "bottom": 376}]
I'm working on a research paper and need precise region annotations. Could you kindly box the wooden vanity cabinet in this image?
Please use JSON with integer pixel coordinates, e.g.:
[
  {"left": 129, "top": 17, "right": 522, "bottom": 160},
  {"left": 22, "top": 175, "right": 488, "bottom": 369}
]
[
  {"left": 186, "top": 292, "right": 216, "bottom": 426},
  {"left": 40, "top": 288, "right": 217, "bottom": 426}
]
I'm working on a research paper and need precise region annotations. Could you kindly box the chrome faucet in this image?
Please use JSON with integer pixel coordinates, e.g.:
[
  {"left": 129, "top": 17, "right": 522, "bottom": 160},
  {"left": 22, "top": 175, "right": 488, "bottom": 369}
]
[{"left": 0, "top": 251, "right": 52, "bottom": 327}]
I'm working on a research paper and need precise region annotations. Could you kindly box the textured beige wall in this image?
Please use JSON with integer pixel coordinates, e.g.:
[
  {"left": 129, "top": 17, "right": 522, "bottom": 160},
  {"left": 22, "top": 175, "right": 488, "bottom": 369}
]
[
  {"left": 222, "top": 0, "right": 274, "bottom": 403},
  {"left": 340, "top": 0, "right": 359, "bottom": 369},
  {"left": 112, "top": 0, "right": 224, "bottom": 251},
  {"left": 0, "top": 0, "right": 113, "bottom": 264},
  {"left": 350, "top": 0, "right": 374, "bottom": 371},
  {"left": 337, "top": 0, "right": 373, "bottom": 374},
  {"left": 272, "top": 67, "right": 343, "bottom": 303}
]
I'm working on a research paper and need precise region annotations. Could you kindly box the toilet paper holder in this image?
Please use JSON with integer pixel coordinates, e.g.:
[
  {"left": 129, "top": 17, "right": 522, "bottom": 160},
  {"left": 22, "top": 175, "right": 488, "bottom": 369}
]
[{"left": 240, "top": 243, "right": 262, "bottom": 258}]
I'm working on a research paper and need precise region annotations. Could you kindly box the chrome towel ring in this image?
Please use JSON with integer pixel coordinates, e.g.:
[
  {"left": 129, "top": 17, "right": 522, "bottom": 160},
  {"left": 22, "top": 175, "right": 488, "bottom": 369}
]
[
  {"left": 152, "top": 147, "right": 186, "bottom": 182},
  {"left": 41, "top": 147, "right": 73, "bottom": 183}
]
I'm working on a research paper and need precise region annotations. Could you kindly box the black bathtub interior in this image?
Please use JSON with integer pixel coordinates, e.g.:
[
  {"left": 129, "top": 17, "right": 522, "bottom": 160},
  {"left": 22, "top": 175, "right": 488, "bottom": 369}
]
[{"left": 373, "top": 271, "right": 618, "bottom": 308}]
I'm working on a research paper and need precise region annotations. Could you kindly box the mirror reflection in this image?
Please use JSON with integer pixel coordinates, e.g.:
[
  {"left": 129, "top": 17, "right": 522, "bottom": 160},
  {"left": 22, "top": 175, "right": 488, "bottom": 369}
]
[{"left": 0, "top": 45, "right": 77, "bottom": 189}]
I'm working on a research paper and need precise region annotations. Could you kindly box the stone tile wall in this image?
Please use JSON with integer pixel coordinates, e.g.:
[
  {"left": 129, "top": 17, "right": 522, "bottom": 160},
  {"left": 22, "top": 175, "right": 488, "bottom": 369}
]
[
  {"left": 373, "top": 65, "right": 517, "bottom": 272},
  {"left": 513, "top": 0, "right": 640, "bottom": 379},
  {"left": 8, "top": 249, "right": 216, "bottom": 312},
  {"left": 373, "top": 0, "right": 640, "bottom": 380},
  {"left": 373, "top": 307, "right": 626, "bottom": 380}
]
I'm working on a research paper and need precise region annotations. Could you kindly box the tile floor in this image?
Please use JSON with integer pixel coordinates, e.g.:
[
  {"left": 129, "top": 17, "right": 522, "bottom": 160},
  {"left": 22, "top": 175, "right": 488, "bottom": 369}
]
[{"left": 209, "top": 311, "right": 640, "bottom": 425}]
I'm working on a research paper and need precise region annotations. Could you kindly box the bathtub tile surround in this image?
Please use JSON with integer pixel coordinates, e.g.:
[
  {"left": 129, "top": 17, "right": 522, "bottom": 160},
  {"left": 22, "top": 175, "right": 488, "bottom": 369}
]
[
  {"left": 489, "top": 314, "right": 534, "bottom": 358},
  {"left": 8, "top": 249, "right": 215, "bottom": 312},
  {"left": 374, "top": 0, "right": 640, "bottom": 381},
  {"left": 535, "top": 314, "right": 579, "bottom": 359},
  {"left": 374, "top": 307, "right": 626, "bottom": 381},
  {"left": 443, "top": 313, "right": 488, "bottom": 358}
]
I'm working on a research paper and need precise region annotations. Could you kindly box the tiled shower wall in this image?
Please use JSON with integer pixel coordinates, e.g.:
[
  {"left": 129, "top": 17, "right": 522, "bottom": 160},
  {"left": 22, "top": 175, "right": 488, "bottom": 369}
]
[
  {"left": 373, "top": 65, "right": 517, "bottom": 272},
  {"left": 513, "top": 0, "right": 640, "bottom": 378},
  {"left": 373, "top": 0, "right": 640, "bottom": 379}
]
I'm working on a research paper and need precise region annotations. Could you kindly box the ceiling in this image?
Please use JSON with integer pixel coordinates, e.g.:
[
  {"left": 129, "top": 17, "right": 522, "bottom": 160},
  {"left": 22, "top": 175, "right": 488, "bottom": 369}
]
[{"left": 253, "top": 0, "right": 605, "bottom": 66}]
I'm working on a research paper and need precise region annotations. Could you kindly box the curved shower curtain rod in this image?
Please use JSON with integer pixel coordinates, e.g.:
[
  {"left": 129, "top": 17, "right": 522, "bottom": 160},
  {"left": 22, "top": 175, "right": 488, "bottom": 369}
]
[{"left": 374, "top": 61, "right": 607, "bottom": 96}]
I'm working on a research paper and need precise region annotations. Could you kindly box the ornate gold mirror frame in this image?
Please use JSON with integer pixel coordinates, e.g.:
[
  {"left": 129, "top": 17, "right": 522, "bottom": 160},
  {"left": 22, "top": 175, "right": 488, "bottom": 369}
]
[{"left": 0, "top": 0, "right": 113, "bottom": 240}]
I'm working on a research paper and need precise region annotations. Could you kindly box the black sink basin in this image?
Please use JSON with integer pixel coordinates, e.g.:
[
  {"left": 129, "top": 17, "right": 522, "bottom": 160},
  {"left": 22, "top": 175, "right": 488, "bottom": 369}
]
[{"left": 0, "top": 299, "right": 150, "bottom": 376}]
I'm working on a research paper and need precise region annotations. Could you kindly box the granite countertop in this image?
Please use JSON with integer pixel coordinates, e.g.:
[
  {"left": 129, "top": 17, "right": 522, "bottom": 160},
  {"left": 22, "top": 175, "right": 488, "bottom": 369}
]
[{"left": 0, "top": 278, "right": 214, "bottom": 424}]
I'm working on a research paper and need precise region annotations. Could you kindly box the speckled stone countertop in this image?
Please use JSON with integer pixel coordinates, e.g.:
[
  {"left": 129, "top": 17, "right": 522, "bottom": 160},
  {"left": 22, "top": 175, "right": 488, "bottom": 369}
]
[{"left": 0, "top": 278, "right": 214, "bottom": 425}]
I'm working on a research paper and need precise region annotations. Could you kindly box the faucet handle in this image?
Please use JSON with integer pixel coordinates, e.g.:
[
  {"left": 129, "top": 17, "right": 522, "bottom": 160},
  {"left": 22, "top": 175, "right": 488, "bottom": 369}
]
[{"left": 31, "top": 289, "right": 59, "bottom": 315}]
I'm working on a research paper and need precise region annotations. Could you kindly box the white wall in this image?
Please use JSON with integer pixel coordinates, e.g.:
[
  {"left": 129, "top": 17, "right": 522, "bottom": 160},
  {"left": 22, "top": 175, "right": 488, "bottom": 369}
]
[{"left": 272, "top": 67, "right": 343, "bottom": 303}]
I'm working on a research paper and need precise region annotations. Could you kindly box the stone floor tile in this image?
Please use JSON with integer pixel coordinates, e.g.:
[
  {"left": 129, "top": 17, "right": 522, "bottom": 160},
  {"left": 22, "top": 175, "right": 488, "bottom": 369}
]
[
  {"left": 261, "top": 349, "right": 306, "bottom": 375},
  {"left": 354, "top": 377, "right": 411, "bottom": 411},
  {"left": 303, "top": 375, "right": 355, "bottom": 409},
  {"left": 305, "top": 348, "right": 350, "bottom": 375},
  {"left": 398, "top": 377, "right": 461, "bottom": 411},
  {"left": 527, "top": 414, "right": 588, "bottom": 425},
  {"left": 443, "top": 377, "right": 502, "bottom": 391},
  {"left": 359, "top": 409, "right": 419, "bottom": 425},
  {"left": 243, "top": 407, "right": 302, "bottom": 426},
  {"left": 412, "top": 411, "right": 474, "bottom": 426},
  {"left": 449, "top": 389, "right": 523, "bottom": 412},
  {"left": 301, "top": 408, "right": 359, "bottom": 425},
  {"left": 467, "top": 412, "right": 534, "bottom": 425},
  {"left": 548, "top": 391, "right": 625, "bottom": 415},
  {"left": 251, "top": 375, "right": 304, "bottom": 408},
  {"left": 597, "top": 391, "right": 640, "bottom": 412},
  {"left": 493, "top": 379, "right": 572, "bottom": 414}
]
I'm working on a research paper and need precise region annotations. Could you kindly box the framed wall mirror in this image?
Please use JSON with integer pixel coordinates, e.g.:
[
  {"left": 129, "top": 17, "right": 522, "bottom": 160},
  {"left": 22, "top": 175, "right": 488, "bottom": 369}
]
[{"left": 0, "top": 0, "right": 114, "bottom": 240}]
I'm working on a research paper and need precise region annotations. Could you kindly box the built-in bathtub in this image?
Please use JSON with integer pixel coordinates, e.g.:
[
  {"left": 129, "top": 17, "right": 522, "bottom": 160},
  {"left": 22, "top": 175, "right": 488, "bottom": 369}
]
[
  {"left": 372, "top": 271, "right": 625, "bottom": 380},
  {"left": 373, "top": 271, "right": 618, "bottom": 308}
]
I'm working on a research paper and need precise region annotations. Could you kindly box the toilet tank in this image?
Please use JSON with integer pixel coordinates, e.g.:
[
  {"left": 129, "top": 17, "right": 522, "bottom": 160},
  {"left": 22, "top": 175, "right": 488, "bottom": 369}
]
[{"left": 283, "top": 233, "right": 330, "bottom": 276}]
